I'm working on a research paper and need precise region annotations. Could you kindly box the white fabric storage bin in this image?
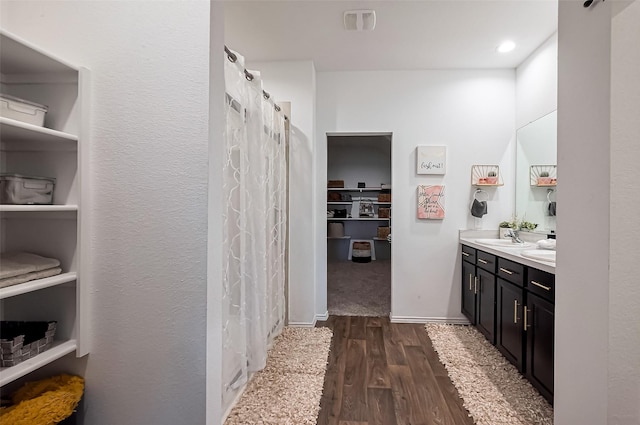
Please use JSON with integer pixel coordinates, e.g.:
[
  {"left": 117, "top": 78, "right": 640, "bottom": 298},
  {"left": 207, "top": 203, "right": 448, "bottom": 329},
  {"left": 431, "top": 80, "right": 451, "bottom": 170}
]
[
  {"left": 0, "top": 94, "right": 48, "bottom": 127},
  {"left": 0, "top": 174, "right": 56, "bottom": 205}
]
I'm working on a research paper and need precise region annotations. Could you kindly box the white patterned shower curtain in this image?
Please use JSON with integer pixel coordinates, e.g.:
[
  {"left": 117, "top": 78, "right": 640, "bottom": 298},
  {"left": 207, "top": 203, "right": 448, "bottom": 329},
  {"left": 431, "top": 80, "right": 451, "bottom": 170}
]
[{"left": 222, "top": 49, "right": 287, "bottom": 414}]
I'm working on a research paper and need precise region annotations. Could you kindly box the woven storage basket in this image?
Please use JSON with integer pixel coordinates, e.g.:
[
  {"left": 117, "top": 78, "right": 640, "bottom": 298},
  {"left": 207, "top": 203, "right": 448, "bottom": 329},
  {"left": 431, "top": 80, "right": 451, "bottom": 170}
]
[
  {"left": 328, "top": 180, "right": 344, "bottom": 188},
  {"left": 378, "top": 193, "right": 391, "bottom": 202},
  {"left": 377, "top": 226, "right": 390, "bottom": 239},
  {"left": 378, "top": 207, "right": 390, "bottom": 218},
  {"left": 0, "top": 321, "right": 57, "bottom": 367},
  {"left": 328, "top": 191, "right": 342, "bottom": 201},
  {"left": 352, "top": 241, "right": 371, "bottom": 263}
]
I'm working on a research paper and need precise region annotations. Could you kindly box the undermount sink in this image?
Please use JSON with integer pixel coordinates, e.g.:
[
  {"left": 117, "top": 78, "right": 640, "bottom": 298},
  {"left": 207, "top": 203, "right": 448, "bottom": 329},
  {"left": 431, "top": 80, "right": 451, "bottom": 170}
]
[
  {"left": 473, "top": 238, "right": 535, "bottom": 248},
  {"left": 521, "top": 249, "right": 556, "bottom": 263}
]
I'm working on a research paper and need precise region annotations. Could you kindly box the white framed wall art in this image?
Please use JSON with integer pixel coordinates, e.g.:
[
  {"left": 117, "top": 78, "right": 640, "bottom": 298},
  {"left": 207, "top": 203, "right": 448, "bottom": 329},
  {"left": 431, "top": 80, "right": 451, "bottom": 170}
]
[{"left": 416, "top": 145, "right": 447, "bottom": 175}]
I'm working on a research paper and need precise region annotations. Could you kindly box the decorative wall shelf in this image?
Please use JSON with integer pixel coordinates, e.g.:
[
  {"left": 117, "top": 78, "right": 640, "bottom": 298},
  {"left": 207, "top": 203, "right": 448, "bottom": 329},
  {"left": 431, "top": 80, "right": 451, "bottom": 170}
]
[
  {"left": 530, "top": 165, "right": 557, "bottom": 186},
  {"left": 471, "top": 165, "right": 503, "bottom": 186}
]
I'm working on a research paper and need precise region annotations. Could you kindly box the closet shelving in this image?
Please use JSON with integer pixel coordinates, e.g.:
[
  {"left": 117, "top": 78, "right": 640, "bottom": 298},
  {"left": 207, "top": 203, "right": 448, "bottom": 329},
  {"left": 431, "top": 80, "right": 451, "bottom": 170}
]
[
  {"left": 326, "top": 186, "right": 391, "bottom": 243},
  {"left": 0, "top": 30, "right": 90, "bottom": 387}
]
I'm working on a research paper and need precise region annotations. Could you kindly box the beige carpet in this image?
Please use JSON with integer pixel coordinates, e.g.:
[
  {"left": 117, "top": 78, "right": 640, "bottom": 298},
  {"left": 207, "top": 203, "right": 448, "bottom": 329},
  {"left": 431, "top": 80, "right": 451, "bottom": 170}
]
[
  {"left": 327, "top": 260, "right": 390, "bottom": 316},
  {"left": 425, "top": 324, "right": 554, "bottom": 425},
  {"left": 224, "top": 327, "right": 332, "bottom": 425}
]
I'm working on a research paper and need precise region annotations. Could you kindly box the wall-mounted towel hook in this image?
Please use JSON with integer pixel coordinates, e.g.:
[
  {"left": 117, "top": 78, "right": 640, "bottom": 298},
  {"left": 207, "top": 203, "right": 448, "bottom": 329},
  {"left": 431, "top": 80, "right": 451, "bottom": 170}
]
[
  {"left": 547, "top": 189, "right": 556, "bottom": 203},
  {"left": 473, "top": 189, "right": 488, "bottom": 202}
]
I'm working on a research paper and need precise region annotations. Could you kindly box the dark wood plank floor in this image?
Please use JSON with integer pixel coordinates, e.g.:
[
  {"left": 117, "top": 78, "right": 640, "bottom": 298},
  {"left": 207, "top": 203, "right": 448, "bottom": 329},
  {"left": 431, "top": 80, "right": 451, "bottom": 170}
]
[{"left": 316, "top": 316, "right": 475, "bottom": 425}]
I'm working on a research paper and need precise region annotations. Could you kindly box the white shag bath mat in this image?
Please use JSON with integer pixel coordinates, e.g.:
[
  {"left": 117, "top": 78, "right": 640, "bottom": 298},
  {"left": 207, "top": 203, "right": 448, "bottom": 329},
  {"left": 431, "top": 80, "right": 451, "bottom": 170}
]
[
  {"left": 425, "top": 324, "right": 554, "bottom": 425},
  {"left": 224, "top": 327, "right": 332, "bottom": 425}
]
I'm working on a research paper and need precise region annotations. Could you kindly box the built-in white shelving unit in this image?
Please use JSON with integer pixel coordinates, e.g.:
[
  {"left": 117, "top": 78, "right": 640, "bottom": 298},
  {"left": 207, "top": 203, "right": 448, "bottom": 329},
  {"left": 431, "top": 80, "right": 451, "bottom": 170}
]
[{"left": 0, "top": 29, "right": 91, "bottom": 387}]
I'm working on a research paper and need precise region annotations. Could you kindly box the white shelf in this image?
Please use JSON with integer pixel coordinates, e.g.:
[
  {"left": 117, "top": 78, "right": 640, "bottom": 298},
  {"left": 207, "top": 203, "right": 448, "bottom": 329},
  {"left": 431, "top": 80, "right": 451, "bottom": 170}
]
[
  {"left": 327, "top": 236, "right": 351, "bottom": 239},
  {"left": 0, "top": 340, "right": 78, "bottom": 386},
  {"left": 0, "top": 117, "right": 78, "bottom": 151},
  {"left": 327, "top": 201, "right": 352, "bottom": 205},
  {"left": 327, "top": 187, "right": 383, "bottom": 192},
  {"left": 1, "top": 30, "right": 78, "bottom": 77},
  {"left": 0, "top": 205, "right": 78, "bottom": 212},
  {"left": 0, "top": 272, "right": 77, "bottom": 300},
  {"left": 327, "top": 217, "right": 390, "bottom": 221},
  {"left": 0, "top": 29, "right": 91, "bottom": 384},
  {"left": 373, "top": 237, "right": 390, "bottom": 241}
]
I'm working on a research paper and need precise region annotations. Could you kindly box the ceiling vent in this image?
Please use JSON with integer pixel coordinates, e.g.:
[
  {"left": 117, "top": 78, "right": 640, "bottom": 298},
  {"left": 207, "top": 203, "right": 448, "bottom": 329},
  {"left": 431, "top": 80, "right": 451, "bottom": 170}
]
[{"left": 343, "top": 10, "right": 376, "bottom": 31}]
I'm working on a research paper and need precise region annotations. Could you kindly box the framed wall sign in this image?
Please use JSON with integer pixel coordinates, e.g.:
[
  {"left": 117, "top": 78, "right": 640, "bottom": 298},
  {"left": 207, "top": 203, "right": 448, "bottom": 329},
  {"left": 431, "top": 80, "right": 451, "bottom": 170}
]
[
  {"left": 416, "top": 145, "right": 446, "bottom": 175},
  {"left": 417, "top": 185, "right": 445, "bottom": 219}
]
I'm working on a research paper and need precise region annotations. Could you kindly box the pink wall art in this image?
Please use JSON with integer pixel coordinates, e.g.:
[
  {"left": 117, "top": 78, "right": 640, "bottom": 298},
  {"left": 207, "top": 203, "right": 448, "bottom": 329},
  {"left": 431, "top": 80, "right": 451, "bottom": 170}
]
[{"left": 417, "top": 185, "right": 445, "bottom": 219}]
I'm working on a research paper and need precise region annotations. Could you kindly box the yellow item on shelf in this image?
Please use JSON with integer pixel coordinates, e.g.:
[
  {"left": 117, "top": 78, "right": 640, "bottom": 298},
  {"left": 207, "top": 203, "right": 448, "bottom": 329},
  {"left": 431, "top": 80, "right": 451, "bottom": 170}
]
[{"left": 0, "top": 374, "right": 84, "bottom": 425}]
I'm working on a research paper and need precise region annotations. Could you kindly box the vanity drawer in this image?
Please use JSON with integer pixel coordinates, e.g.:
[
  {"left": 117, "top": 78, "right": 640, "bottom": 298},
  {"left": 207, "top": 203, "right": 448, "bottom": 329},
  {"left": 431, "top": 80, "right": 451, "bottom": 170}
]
[
  {"left": 527, "top": 267, "right": 555, "bottom": 302},
  {"left": 461, "top": 245, "right": 476, "bottom": 264},
  {"left": 498, "top": 257, "right": 525, "bottom": 287},
  {"left": 476, "top": 251, "right": 497, "bottom": 273}
]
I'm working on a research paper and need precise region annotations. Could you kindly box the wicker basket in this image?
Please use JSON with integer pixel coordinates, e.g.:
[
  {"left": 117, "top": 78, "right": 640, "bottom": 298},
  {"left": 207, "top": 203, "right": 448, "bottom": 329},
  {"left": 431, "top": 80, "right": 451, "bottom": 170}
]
[
  {"left": 377, "top": 227, "right": 391, "bottom": 239},
  {"left": 378, "top": 207, "right": 390, "bottom": 218},
  {"left": 328, "top": 180, "right": 344, "bottom": 188},
  {"left": 378, "top": 193, "right": 391, "bottom": 202}
]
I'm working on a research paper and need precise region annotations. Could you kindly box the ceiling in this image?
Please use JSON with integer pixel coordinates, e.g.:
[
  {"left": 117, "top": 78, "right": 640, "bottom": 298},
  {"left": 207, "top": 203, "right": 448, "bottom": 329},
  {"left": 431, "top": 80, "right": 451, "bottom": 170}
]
[{"left": 224, "top": 1, "right": 558, "bottom": 71}]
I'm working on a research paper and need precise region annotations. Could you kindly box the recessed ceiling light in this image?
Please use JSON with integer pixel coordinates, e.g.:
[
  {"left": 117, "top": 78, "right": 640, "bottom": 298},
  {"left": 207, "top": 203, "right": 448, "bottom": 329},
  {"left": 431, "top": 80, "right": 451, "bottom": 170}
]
[{"left": 497, "top": 41, "right": 516, "bottom": 53}]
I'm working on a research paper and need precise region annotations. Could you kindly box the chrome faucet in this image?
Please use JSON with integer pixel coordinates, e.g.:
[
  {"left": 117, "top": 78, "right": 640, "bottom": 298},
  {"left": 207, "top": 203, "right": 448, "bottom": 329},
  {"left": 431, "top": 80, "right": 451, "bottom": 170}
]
[{"left": 505, "top": 228, "right": 524, "bottom": 244}]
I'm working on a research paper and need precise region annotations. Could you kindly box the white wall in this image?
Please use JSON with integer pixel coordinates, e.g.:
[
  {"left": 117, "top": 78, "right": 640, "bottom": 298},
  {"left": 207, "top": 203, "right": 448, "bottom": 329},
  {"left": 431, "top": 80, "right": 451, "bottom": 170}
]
[
  {"left": 516, "top": 32, "right": 558, "bottom": 129},
  {"left": 609, "top": 1, "right": 640, "bottom": 423},
  {"left": 316, "top": 70, "right": 515, "bottom": 321},
  {"left": 247, "top": 60, "right": 318, "bottom": 325},
  {"left": 2, "top": 2, "right": 210, "bottom": 424},
  {"left": 556, "top": 2, "right": 611, "bottom": 423}
]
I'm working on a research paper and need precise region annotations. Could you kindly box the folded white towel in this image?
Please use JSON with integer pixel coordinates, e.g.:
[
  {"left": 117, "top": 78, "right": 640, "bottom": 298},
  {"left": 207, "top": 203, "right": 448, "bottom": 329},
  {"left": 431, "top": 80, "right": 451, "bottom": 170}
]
[
  {"left": 0, "top": 267, "right": 62, "bottom": 289},
  {"left": 536, "top": 239, "right": 557, "bottom": 250},
  {"left": 0, "top": 252, "right": 61, "bottom": 279}
]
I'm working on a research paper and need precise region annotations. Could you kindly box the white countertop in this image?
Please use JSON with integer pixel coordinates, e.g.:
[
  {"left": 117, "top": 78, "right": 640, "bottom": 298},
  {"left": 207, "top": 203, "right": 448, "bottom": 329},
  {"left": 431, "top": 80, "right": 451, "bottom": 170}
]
[{"left": 459, "top": 230, "right": 556, "bottom": 274}]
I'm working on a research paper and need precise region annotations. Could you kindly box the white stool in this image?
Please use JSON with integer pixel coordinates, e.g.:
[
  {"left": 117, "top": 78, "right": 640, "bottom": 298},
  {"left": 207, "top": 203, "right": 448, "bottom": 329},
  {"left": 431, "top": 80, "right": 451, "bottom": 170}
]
[{"left": 347, "top": 239, "right": 376, "bottom": 261}]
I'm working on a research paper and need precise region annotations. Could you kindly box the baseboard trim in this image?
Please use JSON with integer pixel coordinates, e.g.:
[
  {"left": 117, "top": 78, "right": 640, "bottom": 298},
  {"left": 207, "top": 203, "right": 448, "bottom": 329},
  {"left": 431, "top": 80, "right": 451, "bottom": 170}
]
[
  {"left": 315, "top": 311, "right": 329, "bottom": 322},
  {"left": 287, "top": 321, "right": 317, "bottom": 328},
  {"left": 390, "top": 316, "right": 471, "bottom": 325}
]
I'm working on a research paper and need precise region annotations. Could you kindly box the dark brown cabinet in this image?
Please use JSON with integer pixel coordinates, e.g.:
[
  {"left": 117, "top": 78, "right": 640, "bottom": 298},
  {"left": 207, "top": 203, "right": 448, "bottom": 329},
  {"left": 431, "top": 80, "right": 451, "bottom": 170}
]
[
  {"left": 496, "top": 278, "right": 525, "bottom": 372},
  {"left": 461, "top": 243, "right": 555, "bottom": 404},
  {"left": 460, "top": 247, "right": 497, "bottom": 344},
  {"left": 476, "top": 268, "right": 496, "bottom": 344},
  {"left": 526, "top": 292, "right": 554, "bottom": 402},
  {"left": 461, "top": 259, "right": 477, "bottom": 323}
]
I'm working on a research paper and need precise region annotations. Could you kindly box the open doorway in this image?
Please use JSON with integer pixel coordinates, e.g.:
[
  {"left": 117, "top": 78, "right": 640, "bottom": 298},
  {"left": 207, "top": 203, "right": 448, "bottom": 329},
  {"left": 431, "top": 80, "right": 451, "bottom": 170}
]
[{"left": 326, "top": 133, "right": 392, "bottom": 317}]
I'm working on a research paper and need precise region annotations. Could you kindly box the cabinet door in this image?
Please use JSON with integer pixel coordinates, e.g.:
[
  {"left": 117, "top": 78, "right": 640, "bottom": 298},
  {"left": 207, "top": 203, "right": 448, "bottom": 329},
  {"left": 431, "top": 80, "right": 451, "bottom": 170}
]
[
  {"left": 461, "top": 260, "right": 476, "bottom": 324},
  {"left": 497, "top": 278, "right": 524, "bottom": 371},
  {"left": 476, "top": 268, "right": 496, "bottom": 344},
  {"left": 526, "top": 293, "right": 554, "bottom": 404}
]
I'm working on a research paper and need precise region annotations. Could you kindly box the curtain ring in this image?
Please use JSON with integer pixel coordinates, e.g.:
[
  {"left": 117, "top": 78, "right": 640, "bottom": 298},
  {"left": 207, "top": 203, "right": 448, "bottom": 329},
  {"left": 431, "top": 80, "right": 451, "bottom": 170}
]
[
  {"left": 224, "top": 46, "right": 237, "bottom": 63},
  {"left": 244, "top": 70, "right": 254, "bottom": 81}
]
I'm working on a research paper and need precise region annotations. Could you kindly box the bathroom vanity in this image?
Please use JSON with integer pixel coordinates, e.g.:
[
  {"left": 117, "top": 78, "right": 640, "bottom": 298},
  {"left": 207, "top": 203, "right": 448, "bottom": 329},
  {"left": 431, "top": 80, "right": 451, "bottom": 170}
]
[{"left": 459, "top": 235, "right": 555, "bottom": 404}]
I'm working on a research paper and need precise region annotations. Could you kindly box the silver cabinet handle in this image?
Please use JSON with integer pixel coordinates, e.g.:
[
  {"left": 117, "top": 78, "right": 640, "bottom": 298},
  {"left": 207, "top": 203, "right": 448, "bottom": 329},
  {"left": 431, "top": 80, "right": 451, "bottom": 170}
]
[
  {"left": 462, "top": 251, "right": 470, "bottom": 257},
  {"left": 469, "top": 275, "right": 473, "bottom": 291},
  {"left": 478, "top": 259, "right": 488, "bottom": 264},
  {"left": 500, "top": 267, "right": 514, "bottom": 275},
  {"left": 524, "top": 306, "right": 530, "bottom": 330},
  {"left": 474, "top": 276, "right": 478, "bottom": 294},
  {"left": 531, "top": 280, "right": 551, "bottom": 291},
  {"left": 514, "top": 300, "right": 519, "bottom": 324}
]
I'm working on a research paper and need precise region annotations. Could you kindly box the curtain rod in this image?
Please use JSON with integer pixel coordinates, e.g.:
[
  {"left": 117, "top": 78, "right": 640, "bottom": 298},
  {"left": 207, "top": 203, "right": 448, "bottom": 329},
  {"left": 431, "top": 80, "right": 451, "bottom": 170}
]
[{"left": 224, "top": 46, "right": 288, "bottom": 120}]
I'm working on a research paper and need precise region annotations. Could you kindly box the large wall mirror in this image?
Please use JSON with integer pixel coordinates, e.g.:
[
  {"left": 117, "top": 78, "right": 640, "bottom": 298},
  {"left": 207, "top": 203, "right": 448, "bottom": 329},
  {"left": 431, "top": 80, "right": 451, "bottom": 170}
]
[{"left": 515, "top": 110, "right": 557, "bottom": 232}]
